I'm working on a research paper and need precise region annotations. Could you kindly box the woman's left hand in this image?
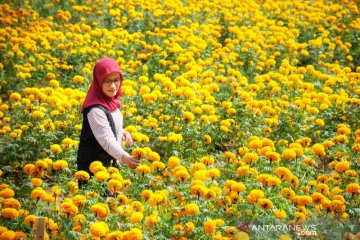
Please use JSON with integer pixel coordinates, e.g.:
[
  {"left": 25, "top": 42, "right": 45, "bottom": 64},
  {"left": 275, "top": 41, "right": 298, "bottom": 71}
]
[{"left": 122, "top": 130, "right": 133, "bottom": 147}]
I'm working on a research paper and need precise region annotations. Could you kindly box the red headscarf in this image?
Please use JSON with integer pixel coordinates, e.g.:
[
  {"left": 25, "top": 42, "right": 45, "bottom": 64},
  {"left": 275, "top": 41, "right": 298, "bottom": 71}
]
[{"left": 81, "top": 58, "right": 124, "bottom": 112}]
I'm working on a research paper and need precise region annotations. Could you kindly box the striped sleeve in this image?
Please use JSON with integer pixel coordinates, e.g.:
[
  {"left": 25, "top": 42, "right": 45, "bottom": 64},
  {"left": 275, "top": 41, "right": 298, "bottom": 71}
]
[{"left": 87, "top": 108, "right": 129, "bottom": 161}]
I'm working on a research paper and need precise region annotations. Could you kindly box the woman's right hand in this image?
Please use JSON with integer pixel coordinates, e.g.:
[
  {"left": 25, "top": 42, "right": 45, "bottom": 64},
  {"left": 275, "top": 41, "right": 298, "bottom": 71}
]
[{"left": 121, "top": 155, "right": 140, "bottom": 169}]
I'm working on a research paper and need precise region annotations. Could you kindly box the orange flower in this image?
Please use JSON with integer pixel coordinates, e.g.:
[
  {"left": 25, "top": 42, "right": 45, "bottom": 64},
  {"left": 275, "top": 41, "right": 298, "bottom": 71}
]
[
  {"left": 335, "top": 161, "right": 350, "bottom": 172},
  {"left": 258, "top": 198, "right": 273, "bottom": 210},
  {"left": 247, "top": 189, "right": 264, "bottom": 204},
  {"left": 312, "top": 143, "right": 326, "bottom": 157},
  {"left": 74, "top": 171, "right": 90, "bottom": 181},
  {"left": 184, "top": 203, "right": 200, "bottom": 216}
]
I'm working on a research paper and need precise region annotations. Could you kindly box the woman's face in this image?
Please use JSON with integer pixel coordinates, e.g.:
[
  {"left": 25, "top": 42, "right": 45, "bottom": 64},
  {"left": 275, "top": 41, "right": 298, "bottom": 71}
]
[{"left": 102, "top": 72, "right": 121, "bottom": 97}]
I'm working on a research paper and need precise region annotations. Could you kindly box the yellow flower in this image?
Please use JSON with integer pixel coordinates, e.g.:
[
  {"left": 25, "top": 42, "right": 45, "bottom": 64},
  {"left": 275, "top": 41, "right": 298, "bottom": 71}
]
[
  {"left": 345, "top": 183, "right": 359, "bottom": 196},
  {"left": 247, "top": 189, "right": 264, "bottom": 204},
  {"left": 90, "top": 221, "right": 109, "bottom": 238},
  {"left": 2, "top": 208, "right": 19, "bottom": 219},
  {"left": 53, "top": 160, "right": 68, "bottom": 170},
  {"left": 184, "top": 203, "right": 200, "bottom": 216},
  {"left": 130, "top": 212, "right": 144, "bottom": 224},
  {"left": 132, "top": 148, "right": 147, "bottom": 159},
  {"left": 3, "top": 198, "right": 21, "bottom": 209},
  {"left": 72, "top": 195, "right": 87, "bottom": 208},
  {"left": 274, "top": 209, "right": 287, "bottom": 219},
  {"left": 204, "top": 134, "right": 212, "bottom": 144},
  {"left": 60, "top": 201, "right": 78, "bottom": 217},
  {"left": 31, "top": 178, "right": 43, "bottom": 187},
  {"left": 258, "top": 198, "right": 273, "bottom": 210},
  {"left": 204, "top": 220, "right": 217, "bottom": 233},
  {"left": 200, "top": 155, "right": 215, "bottom": 165},
  {"left": 147, "top": 151, "right": 160, "bottom": 161},
  {"left": 31, "top": 110, "right": 45, "bottom": 119},
  {"left": 335, "top": 161, "right": 350, "bottom": 172},
  {"left": 95, "top": 171, "right": 110, "bottom": 182},
  {"left": 183, "top": 111, "right": 195, "bottom": 123},
  {"left": 274, "top": 167, "right": 292, "bottom": 181},
  {"left": 9, "top": 92, "right": 22, "bottom": 102},
  {"left": 282, "top": 148, "right": 297, "bottom": 160},
  {"left": 74, "top": 171, "right": 90, "bottom": 181},
  {"left": 90, "top": 203, "right": 110, "bottom": 219},
  {"left": 242, "top": 152, "right": 259, "bottom": 164},
  {"left": 135, "top": 165, "right": 151, "bottom": 175},
  {"left": 295, "top": 195, "right": 312, "bottom": 206},
  {"left": 108, "top": 179, "right": 122, "bottom": 193},
  {"left": 50, "top": 144, "right": 62, "bottom": 154},
  {"left": 312, "top": 143, "right": 326, "bottom": 157}
]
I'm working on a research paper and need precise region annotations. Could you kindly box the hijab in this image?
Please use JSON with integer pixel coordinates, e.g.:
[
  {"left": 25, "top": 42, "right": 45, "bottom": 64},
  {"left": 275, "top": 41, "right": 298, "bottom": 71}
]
[{"left": 81, "top": 58, "right": 123, "bottom": 112}]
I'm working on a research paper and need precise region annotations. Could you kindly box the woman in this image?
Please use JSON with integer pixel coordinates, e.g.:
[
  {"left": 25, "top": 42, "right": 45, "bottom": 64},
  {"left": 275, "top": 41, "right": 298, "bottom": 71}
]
[{"left": 77, "top": 57, "right": 140, "bottom": 175}]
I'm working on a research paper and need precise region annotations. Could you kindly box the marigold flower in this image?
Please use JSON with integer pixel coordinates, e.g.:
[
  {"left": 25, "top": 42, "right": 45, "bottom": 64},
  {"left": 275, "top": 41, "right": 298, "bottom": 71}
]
[
  {"left": 0, "top": 188, "right": 15, "bottom": 198},
  {"left": 183, "top": 111, "right": 195, "bottom": 123},
  {"left": 132, "top": 148, "right": 147, "bottom": 159},
  {"left": 130, "top": 212, "right": 144, "bottom": 224},
  {"left": 60, "top": 201, "right": 78, "bottom": 217},
  {"left": 242, "top": 152, "right": 259, "bottom": 164},
  {"left": 200, "top": 156, "right": 215, "bottom": 165},
  {"left": 147, "top": 151, "right": 160, "bottom": 161},
  {"left": 274, "top": 167, "right": 292, "bottom": 181},
  {"left": 247, "top": 189, "right": 264, "bottom": 204},
  {"left": 53, "top": 160, "right": 68, "bottom": 170},
  {"left": 68, "top": 181, "right": 79, "bottom": 195},
  {"left": 90, "top": 203, "right": 109, "bottom": 219},
  {"left": 274, "top": 209, "right": 286, "bottom": 219},
  {"left": 204, "top": 220, "right": 217, "bottom": 233},
  {"left": 184, "top": 203, "right": 200, "bottom": 216},
  {"left": 167, "top": 156, "right": 180, "bottom": 168},
  {"left": 295, "top": 195, "right": 312, "bottom": 206},
  {"left": 335, "top": 161, "right": 350, "bottom": 172},
  {"left": 90, "top": 221, "right": 109, "bottom": 238},
  {"left": 312, "top": 143, "right": 326, "bottom": 157},
  {"left": 74, "top": 171, "right": 90, "bottom": 181},
  {"left": 258, "top": 198, "right": 273, "bottom": 210},
  {"left": 0, "top": 230, "right": 16, "bottom": 239},
  {"left": 3, "top": 198, "right": 21, "bottom": 210},
  {"left": 282, "top": 148, "right": 297, "bottom": 160},
  {"left": 123, "top": 228, "right": 142, "bottom": 240},
  {"left": 204, "top": 134, "right": 212, "bottom": 144},
  {"left": 136, "top": 165, "right": 151, "bottom": 175},
  {"left": 108, "top": 179, "right": 122, "bottom": 193},
  {"left": 95, "top": 171, "right": 110, "bottom": 182},
  {"left": 50, "top": 144, "right": 62, "bottom": 153},
  {"left": 72, "top": 195, "right": 87, "bottom": 208},
  {"left": 2, "top": 208, "right": 19, "bottom": 219},
  {"left": 32, "top": 110, "right": 45, "bottom": 119},
  {"left": 345, "top": 183, "right": 359, "bottom": 196}
]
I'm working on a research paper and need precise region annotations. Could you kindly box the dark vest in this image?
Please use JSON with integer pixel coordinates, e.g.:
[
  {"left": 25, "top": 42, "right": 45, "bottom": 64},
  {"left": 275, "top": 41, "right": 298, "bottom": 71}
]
[{"left": 76, "top": 105, "right": 118, "bottom": 174}]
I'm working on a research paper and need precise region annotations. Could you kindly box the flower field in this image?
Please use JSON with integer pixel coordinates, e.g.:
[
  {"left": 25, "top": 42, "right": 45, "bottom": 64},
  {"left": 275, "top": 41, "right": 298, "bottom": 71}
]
[{"left": 0, "top": 0, "right": 359, "bottom": 239}]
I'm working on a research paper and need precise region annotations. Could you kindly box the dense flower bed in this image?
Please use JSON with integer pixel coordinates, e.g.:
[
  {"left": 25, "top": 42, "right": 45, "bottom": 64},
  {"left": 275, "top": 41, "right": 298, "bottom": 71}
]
[{"left": 0, "top": 0, "right": 359, "bottom": 239}]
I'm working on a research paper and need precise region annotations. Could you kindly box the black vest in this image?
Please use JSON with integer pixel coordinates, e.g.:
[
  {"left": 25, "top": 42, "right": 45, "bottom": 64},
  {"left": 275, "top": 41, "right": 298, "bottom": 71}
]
[{"left": 76, "top": 105, "right": 118, "bottom": 174}]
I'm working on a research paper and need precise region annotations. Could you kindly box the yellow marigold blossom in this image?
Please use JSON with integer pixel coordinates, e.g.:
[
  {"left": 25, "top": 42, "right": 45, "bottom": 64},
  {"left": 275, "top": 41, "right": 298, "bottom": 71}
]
[
  {"left": 31, "top": 178, "right": 43, "bottom": 187},
  {"left": 132, "top": 148, "right": 147, "bottom": 159},
  {"left": 311, "top": 192, "right": 325, "bottom": 204},
  {"left": 147, "top": 151, "right": 160, "bottom": 161},
  {"left": 9, "top": 92, "right": 22, "bottom": 102},
  {"left": 280, "top": 188, "right": 295, "bottom": 201},
  {"left": 345, "top": 183, "right": 359, "bottom": 196},
  {"left": 72, "top": 195, "right": 87, "bottom": 208},
  {"left": 0, "top": 230, "right": 16, "bottom": 239},
  {"left": 95, "top": 171, "right": 110, "bottom": 182},
  {"left": 60, "top": 201, "right": 78, "bottom": 217},
  {"left": 274, "top": 167, "right": 292, "bottom": 181},
  {"left": 108, "top": 179, "right": 122, "bottom": 193},
  {"left": 32, "top": 110, "right": 45, "bottom": 119},
  {"left": 335, "top": 161, "right": 350, "bottom": 172},
  {"left": 53, "top": 160, "right": 68, "bottom": 170},
  {"left": 204, "top": 219, "right": 217, "bottom": 233},
  {"left": 31, "top": 187, "right": 47, "bottom": 201},
  {"left": 174, "top": 168, "right": 190, "bottom": 181},
  {"left": 74, "top": 171, "right": 90, "bottom": 181},
  {"left": 274, "top": 209, "right": 287, "bottom": 219},
  {"left": 136, "top": 165, "right": 151, "bottom": 175},
  {"left": 200, "top": 155, "right": 215, "bottom": 165},
  {"left": 312, "top": 143, "right": 326, "bottom": 157},
  {"left": 295, "top": 195, "right": 312, "bottom": 206},
  {"left": 184, "top": 203, "right": 200, "bottom": 215},
  {"left": 184, "top": 222, "right": 195, "bottom": 233},
  {"left": 282, "top": 148, "right": 297, "bottom": 160},
  {"left": 91, "top": 203, "right": 110, "bottom": 219},
  {"left": 3, "top": 198, "right": 21, "bottom": 209},
  {"left": 183, "top": 111, "right": 195, "bottom": 123},
  {"left": 206, "top": 168, "right": 221, "bottom": 179},
  {"left": 247, "top": 189, "right": 264, "bottom": 204},
  {"left": 2, "top": 208, "right": 19, "bottom": 219},
  {"left": 130, "top": 212, "right": 144, "bottom": 224},
  {"left": 90, "top": 221, "right": 109, "bottom": 238},
  {"left": 242, "top": 152, "right": 259, "bottom": 164},
  {"left": 258, "top": 198, "right": 273, "bottom": 210},
  {"left": 50, "top": 144, "right": 62, "bottom": 153},
  {"left": 248, "top": 138, "right": 263, "bottom": 149},
  {"left": 141, "top": 190, "right": 153, "bottom": 201},
  {"left": 204, "top": 134, "right": 212, "bottom": 144}
]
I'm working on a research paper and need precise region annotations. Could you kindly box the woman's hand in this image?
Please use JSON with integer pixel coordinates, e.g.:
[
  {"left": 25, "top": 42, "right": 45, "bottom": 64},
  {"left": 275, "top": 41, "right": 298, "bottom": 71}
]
[
  {"left": 120, "top": 154, "right": 140, "bottom": 169},
  {"left": 122, "top": 130, "right": 133, "bottom": 147}
]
